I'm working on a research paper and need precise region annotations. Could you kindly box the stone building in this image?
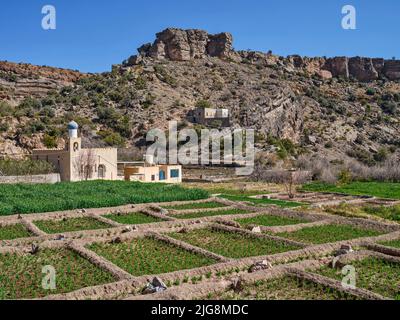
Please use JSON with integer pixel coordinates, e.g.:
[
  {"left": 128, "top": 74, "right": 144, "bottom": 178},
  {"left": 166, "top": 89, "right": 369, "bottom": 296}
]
[
  {"left": 190, "top": 107, "right": 230, "bottom": 127},
  {"left": 32, "top": 121, "right": 118, "bottom": 182}
]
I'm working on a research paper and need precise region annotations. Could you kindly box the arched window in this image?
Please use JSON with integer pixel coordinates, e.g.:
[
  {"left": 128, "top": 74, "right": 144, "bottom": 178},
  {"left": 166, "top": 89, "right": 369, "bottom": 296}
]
[{"left": 98, "top": 164, "right": 106, "bottom": 179}]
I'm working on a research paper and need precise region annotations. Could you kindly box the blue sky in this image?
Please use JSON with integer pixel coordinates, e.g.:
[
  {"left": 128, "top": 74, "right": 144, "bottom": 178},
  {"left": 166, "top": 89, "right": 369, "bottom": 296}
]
[{"left": 0, "top": 0, "right": 399, "bottom": 72}]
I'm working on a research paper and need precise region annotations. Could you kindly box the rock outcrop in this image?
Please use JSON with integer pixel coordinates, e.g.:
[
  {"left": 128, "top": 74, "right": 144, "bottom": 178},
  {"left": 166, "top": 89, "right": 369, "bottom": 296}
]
[{"left": 124, "top": 28, "right": 236, "bottom": 64}]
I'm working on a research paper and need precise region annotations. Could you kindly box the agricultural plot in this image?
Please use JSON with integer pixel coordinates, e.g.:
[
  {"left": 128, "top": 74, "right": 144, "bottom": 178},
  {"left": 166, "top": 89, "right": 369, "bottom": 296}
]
[
  {"left": 302, "top": 182, "right": 400, "bottom": 200},
  {"left": 379, "top": 239, "right": 400, "bottom": 249},
  {"left": 170, "top": 208, "right": 249, "bottom": 220},
  {"left": 0, "top": 223, "right": 33, "bottom": 240},
  {"left": 169, "top": 228, "right": 301, "bottom": 259},
  {"left": 88, "top": 237, "right": 216, "bottom": 276},
  {"left": 236, "top": 214, "right": 307, "bottom": 227},
  {"left": 316, "top": 257, "right": 400, "bottom": 300},
  {"left": 163, "top": 201, "right": 227, "bottom": 210},
  {"left": 103, "top": 212, "right": 163, "bottom": 225},
  {"left": 34, "top": 217, "right": 112, "bottom": 234},
  {"left": 276, "top": 224, "right": 382, "bottom": 245},
  {"left": 324, "top": 203, "right": 400, "bottom": 222},
  {"left": 0, "top": 181, "right": 209, "bottom": 216},
  {"left": 205, "top": 275, "right": 361, "bottom": 300},
  {"left": 0, "top": 248, "right": 115, "bottom": 300},
  {"left": 218, "top": 194, "right": 304, "bottom": 208}
]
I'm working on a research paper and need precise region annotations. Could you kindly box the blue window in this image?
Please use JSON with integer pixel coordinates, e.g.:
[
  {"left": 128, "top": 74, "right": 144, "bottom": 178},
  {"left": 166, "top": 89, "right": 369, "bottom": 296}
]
[
  {"left": 159, "top": 170, "right": 166, "bottom": 181},
  {"left": 170, "top": 169, "right": 180, "bottom": 178}
]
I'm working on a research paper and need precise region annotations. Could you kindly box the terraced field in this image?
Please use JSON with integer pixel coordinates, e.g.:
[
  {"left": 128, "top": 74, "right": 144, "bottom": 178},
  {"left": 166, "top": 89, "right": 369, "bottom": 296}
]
[
  {"left": 0, "top": 248, "right": 115, "bottom": 299},
  {"left": 170, "top": 208, "right": 249, "bottom": 220},
  {"left": 205, "top": 275, "right": 361, "bottom": 300},
  {"left": 236, "top": 214, "right": 307, "bottom": 227},
  {"left": 317, "top": 257, "right": 400, "bottom": 300},
  {"left": 103, "top": 212, "right": 164, "bottom": 225},
  {"left": 0, "top": 188, "right": 398, "bottom": 300},
  {"left": 276, "top": 224, "right": 382, "bottom": 245},
  {"left": 0, "top": 224, "right": 33, "bottom": 240},
  {"left": 34, "top": 217, "right": 112, "bottom": 234},
  {"left": 169, "top": 228, "right": 301, "bottom": 258},
  {"left": 88, "top": 237, "right": 216, "bottom": 276}
]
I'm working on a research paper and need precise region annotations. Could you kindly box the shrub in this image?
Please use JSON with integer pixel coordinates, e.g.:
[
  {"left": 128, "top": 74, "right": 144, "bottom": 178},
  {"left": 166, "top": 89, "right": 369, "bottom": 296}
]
[
  {"left": 0, "top": 159, "right": 55, "bottom": 176},
  {"left": 195, "top": 100, "right": 212, "bottom": 109}
]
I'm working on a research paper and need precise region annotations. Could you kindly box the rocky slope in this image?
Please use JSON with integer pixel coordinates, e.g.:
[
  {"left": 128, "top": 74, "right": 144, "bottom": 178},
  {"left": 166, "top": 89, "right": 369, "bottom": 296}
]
[{"left": 0, "top": 28, "right": 399, "bottom": 165}]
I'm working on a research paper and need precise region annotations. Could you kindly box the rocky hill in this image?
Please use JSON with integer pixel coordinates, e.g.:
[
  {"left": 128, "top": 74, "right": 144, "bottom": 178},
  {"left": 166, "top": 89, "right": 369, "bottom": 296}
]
[{"left": 0, "top": 28, "right": 399, "bottom": 166}]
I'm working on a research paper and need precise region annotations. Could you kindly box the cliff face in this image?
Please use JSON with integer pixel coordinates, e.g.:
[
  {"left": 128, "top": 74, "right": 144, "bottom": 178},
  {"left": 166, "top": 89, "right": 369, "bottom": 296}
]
[{"left": 125, "top": 28, "right": 400, "bottom": 83}]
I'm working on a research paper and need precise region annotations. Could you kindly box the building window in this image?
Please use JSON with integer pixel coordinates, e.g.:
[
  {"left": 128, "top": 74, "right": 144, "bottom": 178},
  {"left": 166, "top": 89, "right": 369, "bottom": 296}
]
[
  {"left": 159, "top": 170, "right": 166, "bottom": 181},
  {"left": 151, "top": 174, "right": 156, "bottom": 181},
  {"left": 170, "top": 169, "right": 180, "bottom": 178},
  {"left": 98, "top": 164, "right": 106, "bottom": 179}
]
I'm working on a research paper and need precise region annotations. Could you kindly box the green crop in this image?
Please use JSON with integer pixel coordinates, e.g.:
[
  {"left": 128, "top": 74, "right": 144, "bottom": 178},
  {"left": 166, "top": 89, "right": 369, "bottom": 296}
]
[
  {"left": 236, "top": 214, "right": 307, "bottom": 227},
  {"left": 0, "top": 224, "right": 33, "bottom": 240},
  {"left": 0, "top": 181, "right": 209, "bottom": 216},
  {"left": 169, "top": 228, "right": 300, "bottom": 258},
  {"left": 103, "top": 212, "right": 163, "bottom": 225},
  {"left": 34, "top": 217, "right": 112, "bottom": 234},
  {"left": 88, "top": 237, "right": 216, "bottom": 276}
]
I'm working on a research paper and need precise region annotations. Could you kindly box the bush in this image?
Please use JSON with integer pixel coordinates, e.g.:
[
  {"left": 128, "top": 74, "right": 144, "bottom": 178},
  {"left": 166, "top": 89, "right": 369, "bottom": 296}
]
[
  {"left": 0, "top": 159, "right": 55, "bottom": 176},
  {"left": 195, "top": 100, "right": 212, "bottom": 109}
]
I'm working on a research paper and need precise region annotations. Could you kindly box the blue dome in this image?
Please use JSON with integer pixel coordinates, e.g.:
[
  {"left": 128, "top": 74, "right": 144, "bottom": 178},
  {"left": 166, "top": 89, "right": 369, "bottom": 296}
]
[{"left": 67, "top": 121, "right": 79, "bottom": 130}]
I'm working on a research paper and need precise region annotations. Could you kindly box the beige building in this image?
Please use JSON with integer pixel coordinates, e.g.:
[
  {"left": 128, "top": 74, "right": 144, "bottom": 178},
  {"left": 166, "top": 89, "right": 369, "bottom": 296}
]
[
  {"left": 124, "top": 156, "right": 182, "bottom": 183},
  {"left": 32, "top": 121, "right": 118, "bottom": 182},
  {"left": 191, "top": 107, "right": 230, "bottom": 127}
]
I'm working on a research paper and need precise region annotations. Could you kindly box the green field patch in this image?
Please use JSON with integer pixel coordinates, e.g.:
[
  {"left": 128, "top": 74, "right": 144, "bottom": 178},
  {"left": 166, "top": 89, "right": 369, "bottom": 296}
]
[
  {"left": 163, "top": 201, "right": 227, "bottom": 211},
  {"left": 0, "top": 181, "right": 209, "bottom": 216},
  {"left": 206, "top": 275, "right": 361, "bottom": 300},
  {"left": 0, "top": 224, "right": 33, "bottom": 240},
  {"left": 88, "top": 237, "right": 216, "bottom": 276},
  {"left": 236, "top": 214, "right": 307, "bottom": 227},
  {"left": 277, "top": 224, "right": 382, "bottom": 245},
  {"left": 171, "top": 208, "right": 249, "bottom": 220},
  {"left": 379, "top": 239, "right": 400, "bottom": 249},
  {"left": 302, "top": 182, "right": 400, "bottom": 200},
  {"left": 317, "top": 257, "right": 400, "bottom": 300},
  {"left": 34, "top": 217, "right": 112, "bottom": 234},
  {"left": 169, "top": 228, "right": 300, "bottom": 258},
  {"left": 218, "top": 194, "right": 304, "bottom": 208},
  {"left": 103, "top": 212, "right": 163, "bottom": 225},
  {"left": 0, "top": 248, "right": 115, "bottom": 300}
]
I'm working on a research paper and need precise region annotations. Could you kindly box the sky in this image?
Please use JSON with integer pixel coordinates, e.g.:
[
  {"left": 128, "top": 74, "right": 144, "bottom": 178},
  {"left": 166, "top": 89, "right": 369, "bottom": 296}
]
[{"left": 0, "top": 0, "right": 399, "bottom": 73}]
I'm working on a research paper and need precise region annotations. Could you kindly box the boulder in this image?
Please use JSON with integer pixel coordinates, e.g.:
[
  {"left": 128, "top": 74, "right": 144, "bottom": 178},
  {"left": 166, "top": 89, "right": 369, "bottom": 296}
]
[
  {"left": 334, "top": 244, "right": 354, "bottom": 257},
  {"left": 251, "top": 226, "right": 262, "bottom": 233},
  {"left": 248, "top": 260, "right": 272, "bottom": 273}
]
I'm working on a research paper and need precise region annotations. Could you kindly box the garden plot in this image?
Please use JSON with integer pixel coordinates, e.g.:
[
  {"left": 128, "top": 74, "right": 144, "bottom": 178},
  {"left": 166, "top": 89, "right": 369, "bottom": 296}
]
[
  {"left": 218, "top": 194, "right": 304, "bottom": 208},
  {"left": 316, "top": 257, "right": 400, "bottom": 300},
  {"left": 169, "top": 227, "right": 301, "bottom": 259},
  {"left": 0, "top": 248, "right": 115, "bottom": 300},
  {"left": 235, "top": 214, "right": 308, "bottom": 228},
  {"left": 103, "top": 212, "right": 164, "bottom": 225},
  {"left": 163, "top": 201, "right": 228, "bottom": 211},
  {"left": 0, "top": 223, "right": 33, "bottom": 240},
  {"left": 205, "top": 275, "right": 361, "bottom": 300},
  {"left": 379, "top": 239, "right": 400, "bottom": 249},
  {"left": 88, "top": 237, "right": 217, "bottom": 277},
  {"left": 170, "top": 208, "right": 250, "bottom": 220},
  {"left": 276, "top": 224, "right": 383, "bottom": 245},
  {"left": 33, "top": 217, "right": 112, "bottom": 234}
]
